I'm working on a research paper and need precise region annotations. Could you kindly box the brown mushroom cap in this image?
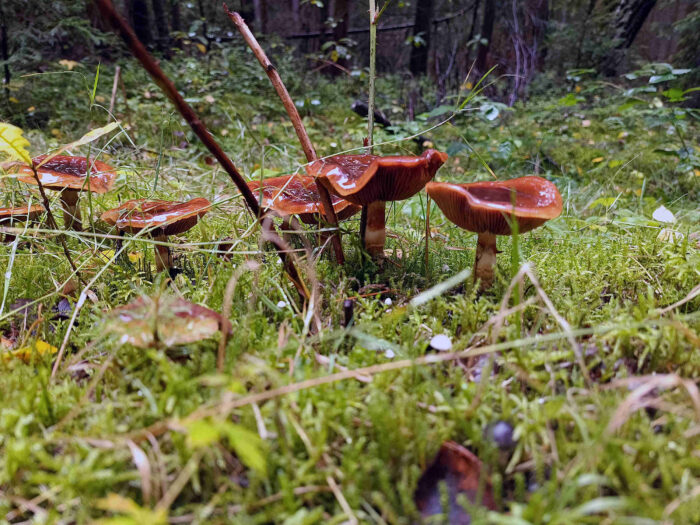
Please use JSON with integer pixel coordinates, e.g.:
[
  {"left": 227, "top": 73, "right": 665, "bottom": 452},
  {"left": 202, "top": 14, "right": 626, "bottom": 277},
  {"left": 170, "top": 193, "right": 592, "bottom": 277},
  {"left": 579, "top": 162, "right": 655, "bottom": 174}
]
[
  {"left": 0, "top": 204, "right": 44, "bottom": 224},
  {"left": 247, "top": 175, "right": 361, "bottom": 225},
  {"left": 426, "top": 176, "right": 563, "bottom": 235},
  {"left": 100, "top": 198, "right": 210, "bottom": 236},
  {"left": 307, "top": 149, "right": 448, "bottom": 206},
  {"left": 16, "top": 155, "right": 117, "bottom": 194}
]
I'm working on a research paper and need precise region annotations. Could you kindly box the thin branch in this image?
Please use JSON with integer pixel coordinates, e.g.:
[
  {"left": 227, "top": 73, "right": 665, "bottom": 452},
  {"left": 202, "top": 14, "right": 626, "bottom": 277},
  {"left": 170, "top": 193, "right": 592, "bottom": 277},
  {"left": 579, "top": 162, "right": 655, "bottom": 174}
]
[
  {"left": 367, "top": 0, "right": 377, "bottom": 154},
  {"left": 223, "top": 6, "right": 345, "bottom": 265},
  {"left": 93, "top": 0, "right": 308, "bottom": 300}
]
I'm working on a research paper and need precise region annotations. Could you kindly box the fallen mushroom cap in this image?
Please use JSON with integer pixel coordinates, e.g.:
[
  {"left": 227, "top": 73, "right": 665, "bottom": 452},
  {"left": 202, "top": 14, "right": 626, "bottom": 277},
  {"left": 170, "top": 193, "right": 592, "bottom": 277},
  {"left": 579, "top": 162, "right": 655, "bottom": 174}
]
[
  {"left": 101, "top": 198, "right": 211, "bottom": 235},
  {"left": 0, "top": 204, "right": 44, "bottom": 223},
  {"left": 248, "top": 175, "right": 360, "bottom": 225},
  {"left": 16, "top": 155, "right": 117, "bottom": 193},
  {"left": 426, "top": 176, "right": 563, "bottom": 235},
  {"left": 105, "top": 295, "right": 231, "bottom": 348},
  {"left": 307, "top": 149, "right": 448, "bottom": 205}
]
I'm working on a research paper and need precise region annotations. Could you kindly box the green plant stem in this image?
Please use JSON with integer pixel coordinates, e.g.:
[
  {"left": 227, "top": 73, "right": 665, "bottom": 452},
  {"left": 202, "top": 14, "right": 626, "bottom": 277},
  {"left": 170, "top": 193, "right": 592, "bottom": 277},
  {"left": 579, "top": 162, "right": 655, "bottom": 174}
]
[{"left": 367, "top": 0, "right": 377, "bottom": 154}]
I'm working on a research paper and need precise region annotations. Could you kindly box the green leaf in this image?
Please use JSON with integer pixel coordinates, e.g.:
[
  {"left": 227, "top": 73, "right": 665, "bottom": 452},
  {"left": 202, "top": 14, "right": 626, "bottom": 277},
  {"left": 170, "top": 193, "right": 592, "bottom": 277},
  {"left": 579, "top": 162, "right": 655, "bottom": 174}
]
[
  {"left": 0, "top": 122, "right": 32, "bottom": 165},
  {"left": 220, "top": 421, "right": 267, "bottom": 475},
  {"left": 185, "top": 419, "right": 221, "bottom": 448},
  {"left": 649, "top": 73, "right": 676, "bottom": 84}
]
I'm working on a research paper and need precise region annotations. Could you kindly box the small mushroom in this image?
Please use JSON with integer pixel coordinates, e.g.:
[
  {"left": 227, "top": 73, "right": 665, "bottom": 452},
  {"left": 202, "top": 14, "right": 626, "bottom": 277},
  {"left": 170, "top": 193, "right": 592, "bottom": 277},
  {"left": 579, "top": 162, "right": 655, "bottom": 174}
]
[
  {"left": 105, "top": 294, "right": 231, "bottom": 348},
  {"left": 427, "top": 176, "right": 562, "bottom": 290},
  {"left": 0, "top": 204, "right": 44, "bottom": 243},
  {"left": 307, "top": 149, "right": 448, "bottom": 257},
  {"left": 100, "top": 198, "right": 210, "bottom": 274},
  {"left": 15, "top": 155, "right": 117, "bottom": 231},
  {"left": 247, "top": 174, "right": 361, "bottom": 225}
]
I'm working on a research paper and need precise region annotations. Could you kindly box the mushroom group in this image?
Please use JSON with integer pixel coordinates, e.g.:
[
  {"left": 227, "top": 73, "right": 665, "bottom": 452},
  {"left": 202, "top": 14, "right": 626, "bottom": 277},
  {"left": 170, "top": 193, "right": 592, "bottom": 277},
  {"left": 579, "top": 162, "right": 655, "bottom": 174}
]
[
  {"left": 15, "top": 155, "right": 117, "bottom": 231},
  {"left": 307, "top": 149, "right": 448, "bottom": 257},
  {"left": 427, "top": 176, "right": 562, "bottom": 290},
  {"left": 101, "top": 198, "right": 210, "bottom": 275}
]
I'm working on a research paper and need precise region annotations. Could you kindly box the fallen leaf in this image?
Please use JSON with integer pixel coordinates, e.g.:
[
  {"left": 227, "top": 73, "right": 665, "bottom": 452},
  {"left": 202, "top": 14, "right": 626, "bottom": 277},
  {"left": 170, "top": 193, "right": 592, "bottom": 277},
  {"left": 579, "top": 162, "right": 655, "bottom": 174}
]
[
  {"left": 58, "top": 59, "right": 79, "bottom": 70},
  {"left": 2, "top": 340, "right": 58, "bottom": 364},
  {"left": 414, "top": 441, "right": 496, "bottom": 524},
  {"left": 195, "top": 43, "right": 207, "bottom": 54},
  {"left": 592, "top": 157, "right": 604, "bottom": 163}
]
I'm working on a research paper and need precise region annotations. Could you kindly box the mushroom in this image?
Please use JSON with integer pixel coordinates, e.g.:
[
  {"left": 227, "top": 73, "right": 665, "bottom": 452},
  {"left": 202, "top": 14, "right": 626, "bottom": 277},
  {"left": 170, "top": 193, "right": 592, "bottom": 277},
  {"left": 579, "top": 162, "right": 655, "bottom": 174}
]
[
  {"left": 15, "top": 155, "right": 117, "bottom": 231},
  {"left": 104, "top": 294, "right": 231, "bottom": 349},
  {"left": 100, "top": 198, "right": 210, "bottom": 274},
  {"left": 426, "top": 176, "right": 562, "bottom": 290},
  {"left": 0, "top": 204, "right": 44, "bottom": 243},
  {"left": 248, "top": 174, "right": 361, "bottom": 234},
  {"left": 306, "top": 149, "right": 448, "bottom": 257}
]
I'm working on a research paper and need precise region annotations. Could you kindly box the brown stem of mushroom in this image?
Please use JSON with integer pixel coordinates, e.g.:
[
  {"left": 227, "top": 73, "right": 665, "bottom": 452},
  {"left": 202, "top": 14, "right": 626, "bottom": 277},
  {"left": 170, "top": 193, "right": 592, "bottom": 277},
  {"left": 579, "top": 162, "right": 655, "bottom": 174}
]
[
  {"left": 60, "top": 190, "right": 82, "bottom": 231},
  {"left": 153, "top": 235, "right": 172, "bottom": 273},
  {"left": 364, "top": 200, "right": 386, "bottom": 257},
  {"left": 94, "top": 0, "right": 308, "bottom": 301},
  {"left": 474, "top": 232, "right": 498, "bottom": 291},
  {"left": 223, "top": 6, "right": 345, "bottom": 266}
]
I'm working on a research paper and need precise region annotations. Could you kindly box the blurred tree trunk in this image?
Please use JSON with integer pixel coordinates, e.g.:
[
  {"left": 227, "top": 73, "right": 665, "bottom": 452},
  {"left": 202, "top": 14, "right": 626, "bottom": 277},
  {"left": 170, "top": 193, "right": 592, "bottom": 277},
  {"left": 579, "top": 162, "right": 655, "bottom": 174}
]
[
  {"left": 253, "top": 0, "right": 268, "bottom": 34},
  {"left": 331, "top": 0, "right": 350, "bottom": 73},
  {"left": 602, "top": 0, "right": 657, "bottom": 75},
  {"left": 170, "top": 0, "right": 181, "bottom": 32},
  {"left": 151, "top": 0, "right": 169, "bottom": 48},
  {"left": 0, "top": 1, "right": 9, "bottom": 101},
  {"left": 130, "top": 0, "right": 153, "bottom": 46},
  {"left": 409, "top": 0, "right": 433, "bottom": 75},
  {"left": 475, "top": 0, "right": 495, "bottom": 74}
]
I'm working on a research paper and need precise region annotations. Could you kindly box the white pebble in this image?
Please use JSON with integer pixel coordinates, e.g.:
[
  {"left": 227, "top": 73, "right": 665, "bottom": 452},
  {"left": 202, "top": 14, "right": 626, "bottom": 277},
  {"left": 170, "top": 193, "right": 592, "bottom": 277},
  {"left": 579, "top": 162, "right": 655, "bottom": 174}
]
[
  {"left": 384, "top": 298, "right": 392, "bottom": 306},
  {"left": 430, "top": 334, "right": 452, "bottom": 352}
]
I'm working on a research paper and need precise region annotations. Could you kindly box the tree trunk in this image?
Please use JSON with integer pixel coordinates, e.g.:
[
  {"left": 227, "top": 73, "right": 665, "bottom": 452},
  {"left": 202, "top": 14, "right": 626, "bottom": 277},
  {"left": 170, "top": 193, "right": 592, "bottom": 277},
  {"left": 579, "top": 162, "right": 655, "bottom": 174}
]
[
  {"left": 330, "top": 0, "right": 351, "bottom": 73},
  {"left": 170, "top": 0, "right": 181, "bottom": 32},
  {"left": 475, "top": 0, "right": 496, "bottom": 74},
  {"left": 253, "top": 0, "right": 268, "bottom": 34},
  {"left": 151, "top": 0, "right": 169, "bottom": 48},
  {"left": 602, "top": 0, "right": 657, "bottom": 76},
  {"left": 0, "top": 1, "right": 10, "bottom": 101},
  {"left": 409, "top": 0, "right": 433, "bottom": 75},
  {"left": 130, "top": 0, "right": 153, "bottom": 46}
]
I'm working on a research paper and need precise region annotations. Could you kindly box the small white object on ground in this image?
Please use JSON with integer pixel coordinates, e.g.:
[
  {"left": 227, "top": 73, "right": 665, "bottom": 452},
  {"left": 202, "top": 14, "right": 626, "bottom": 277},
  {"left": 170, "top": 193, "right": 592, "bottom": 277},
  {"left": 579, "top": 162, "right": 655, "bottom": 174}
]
[
  {"left": 384, "top": 298, "right": 392, "bottom": 306},
  {"left": 276, "top": 301, "right": 287, "bottom": 309},
  {"left": 657, "top": 228, "right": 684, "bottom": 243},
  {"left": 385, "top": 349, "right": 395, "bottom": 359},
  {"left": 429, "top": 334, "right": 452, "bottom": 352},
  {"left": 652, "top": 205, "right": 676, "bottom": 224}
]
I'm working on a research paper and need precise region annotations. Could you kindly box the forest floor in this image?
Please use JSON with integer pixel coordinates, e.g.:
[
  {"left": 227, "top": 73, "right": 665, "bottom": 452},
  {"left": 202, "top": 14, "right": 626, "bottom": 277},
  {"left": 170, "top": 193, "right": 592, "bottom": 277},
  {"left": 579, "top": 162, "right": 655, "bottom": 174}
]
[{"left": 0, "top": 48, "right": 699, "bottom": 524}]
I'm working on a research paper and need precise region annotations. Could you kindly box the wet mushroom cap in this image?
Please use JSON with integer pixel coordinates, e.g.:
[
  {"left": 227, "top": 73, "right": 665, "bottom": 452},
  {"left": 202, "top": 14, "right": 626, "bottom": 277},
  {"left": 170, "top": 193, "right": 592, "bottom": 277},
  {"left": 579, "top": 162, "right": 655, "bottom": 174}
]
[
  {"left": 307, "top": 149, "right": 448, "bottom": 206},
  {"left": 100, "top": 198, "right": 210, "bottom": 235},
  {"left": 247, "top": 175, "right": 360, "bottom": 225},
  {"left": 16, "top": 155, "right": 117, "bottom": 194},
  {"left": 0, "top": 204, "right": 44, "bottom": 224},
  {"left": 426, "top": 176, "right": 563, "bottom": 235}
]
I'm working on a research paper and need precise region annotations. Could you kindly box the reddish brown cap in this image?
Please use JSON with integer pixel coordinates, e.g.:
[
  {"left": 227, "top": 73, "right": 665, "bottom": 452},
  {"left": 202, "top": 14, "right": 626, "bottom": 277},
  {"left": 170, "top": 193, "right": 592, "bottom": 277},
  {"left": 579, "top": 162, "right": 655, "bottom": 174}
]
[
  {"left": 306, "top": 149, "right": 448, "bottom": 206},
  {"left": 426, "top": 176, "right": 563, "bottom": 235},
  {"left": 0, "top": 204, "right": 44, "bottom": 223},
  {"left": 16, "top": 155, "right": 117, "bottom": 194},
  {"left": 248, "top": 174, "right": 360, "bottom": 225},
  {"left": 100, "top": 198, "right": 210, "bottom": 236}
]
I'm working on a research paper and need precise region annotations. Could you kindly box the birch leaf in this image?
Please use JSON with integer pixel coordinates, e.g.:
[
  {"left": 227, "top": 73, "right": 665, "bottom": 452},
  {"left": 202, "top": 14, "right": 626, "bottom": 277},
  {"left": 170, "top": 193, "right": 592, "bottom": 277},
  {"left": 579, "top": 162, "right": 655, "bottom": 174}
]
[{"left": 0, "top": 122, "right": 32, "bottom": 165}]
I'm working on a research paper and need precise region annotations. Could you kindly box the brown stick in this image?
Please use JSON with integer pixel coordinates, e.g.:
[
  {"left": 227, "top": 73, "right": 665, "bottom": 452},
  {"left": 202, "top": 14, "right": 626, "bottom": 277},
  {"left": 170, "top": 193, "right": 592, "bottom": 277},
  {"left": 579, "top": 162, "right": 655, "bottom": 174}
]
[
  {"left": 93, "top": 0, "right": 308, "bottom": 300},
  {"left": 223, "top": 6, "right": 345, "bottom": 265},
  {"left": 109, "top": 65, "right": 120, "bottom": 114}
]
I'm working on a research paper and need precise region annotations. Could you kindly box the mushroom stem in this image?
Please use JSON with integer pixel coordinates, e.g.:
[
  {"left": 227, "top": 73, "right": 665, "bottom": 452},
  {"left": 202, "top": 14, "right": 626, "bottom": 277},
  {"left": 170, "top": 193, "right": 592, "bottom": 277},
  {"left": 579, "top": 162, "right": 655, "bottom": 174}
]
[
  {"left": 474, "top": 232, "right": 498, "bottom": 290},
  {"left": 364, "top": 200, "right": 386, "bottom": 257},
  {"left": 60, "top": 190, "right": 82, "bottom": 231},
  {"left": 153, "top": 234, "right": 172, "bottom": 273}
]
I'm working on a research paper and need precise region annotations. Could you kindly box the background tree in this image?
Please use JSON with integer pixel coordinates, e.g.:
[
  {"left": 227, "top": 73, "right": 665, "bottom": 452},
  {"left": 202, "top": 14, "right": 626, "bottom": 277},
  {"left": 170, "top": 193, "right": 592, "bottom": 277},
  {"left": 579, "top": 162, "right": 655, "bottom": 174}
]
[{"left": 409, "top": 0, "right": 433, "bottom": 75}]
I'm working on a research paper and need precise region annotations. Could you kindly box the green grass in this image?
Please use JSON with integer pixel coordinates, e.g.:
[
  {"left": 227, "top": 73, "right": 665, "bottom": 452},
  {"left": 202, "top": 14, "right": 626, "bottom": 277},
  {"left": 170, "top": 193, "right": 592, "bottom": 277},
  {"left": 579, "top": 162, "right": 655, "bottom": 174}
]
[{"left": 0, "top": 49, "right": 699, "bottom": 524}]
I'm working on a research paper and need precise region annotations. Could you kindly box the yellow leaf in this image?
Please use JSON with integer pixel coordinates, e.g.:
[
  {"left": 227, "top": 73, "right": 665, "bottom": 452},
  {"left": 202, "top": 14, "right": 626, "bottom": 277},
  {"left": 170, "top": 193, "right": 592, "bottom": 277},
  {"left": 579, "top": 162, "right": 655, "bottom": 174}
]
[
  {"left": 9, "top": 97, "right": 19, "bottom": 104},
  {"left": 58, "top": 59, "right": 80, "bottom": 71},
  {"left": 592, "top": 157, "right": 604, "bottom": 163},
  {"left": 575, "top": 85, "right": 582, "bottom": 93},
  {"left": 27, "top": 106, "right": 36, "bottom": 113},
  {"left": 463, "top": 81, "right": 473, "bottom": 90},
  {"left": 51, "top": 128, "right": 62, "bottom": 137},
  {"left": 694, "top": 169, "right": 699, "bottom": 177},
  {"left": 0, "top": 122, "right": 32, "bottom": 165},
  {"left": 37, "top": 122, "right": 120, "bottom": 168},
  {"left": 2, "top": 340, "right": 58, "bottom": 364},
  {"left": 195, "top": 43, "right": 207, "bottom": 54}
]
